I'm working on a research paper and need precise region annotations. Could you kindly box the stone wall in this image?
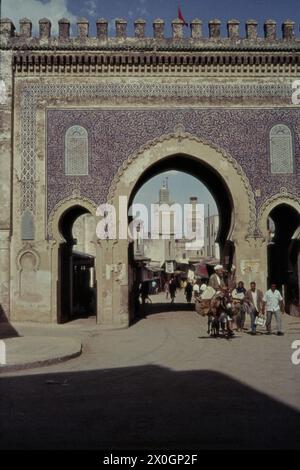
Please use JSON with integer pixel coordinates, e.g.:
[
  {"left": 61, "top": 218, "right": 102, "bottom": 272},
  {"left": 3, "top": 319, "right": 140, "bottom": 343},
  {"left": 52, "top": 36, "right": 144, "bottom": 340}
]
[
  {"left": 0, "top": 48, "right": 13, "bottom": 319},
  {"left": 1, "top": 15, "right": 300, "bottom": 324}
]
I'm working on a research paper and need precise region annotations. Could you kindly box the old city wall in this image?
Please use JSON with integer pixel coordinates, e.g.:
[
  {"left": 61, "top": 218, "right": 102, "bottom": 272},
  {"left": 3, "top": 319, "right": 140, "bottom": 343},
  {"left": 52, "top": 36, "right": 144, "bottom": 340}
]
[{"left": 1, "top": 16, "right": 300, "bottom": 324}]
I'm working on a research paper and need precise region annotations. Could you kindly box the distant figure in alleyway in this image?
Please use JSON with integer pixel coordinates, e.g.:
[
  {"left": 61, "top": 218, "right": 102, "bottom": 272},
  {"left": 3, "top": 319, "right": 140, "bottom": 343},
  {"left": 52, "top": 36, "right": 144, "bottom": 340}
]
[
  {"left": 262, "top": 283, "right": 285, "bottom": 336},
  {"left": 133, "top": 280, "right": 141, "bottom": 314},
  {"left": 140, "top": 281, "right": 151, "bottom": 305},
  {"left": 193, "top": 280, "right": 200, "bottom": 299},
  {"left": 169, "top": 277, "right": 177, "bottom": 303},
  {"left": 164, "top": 280, "right": 170, "bottom": 300},
  {"left": 185, "top": 281, "right": 193, "bottom": 303}
]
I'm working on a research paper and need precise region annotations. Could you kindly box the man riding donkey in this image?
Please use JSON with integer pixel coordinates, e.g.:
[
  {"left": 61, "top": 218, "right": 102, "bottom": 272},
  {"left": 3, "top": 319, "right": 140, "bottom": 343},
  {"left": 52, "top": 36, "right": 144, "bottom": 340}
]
[{"left": 202, "top": 265, "right": 236, "bottom": 337}]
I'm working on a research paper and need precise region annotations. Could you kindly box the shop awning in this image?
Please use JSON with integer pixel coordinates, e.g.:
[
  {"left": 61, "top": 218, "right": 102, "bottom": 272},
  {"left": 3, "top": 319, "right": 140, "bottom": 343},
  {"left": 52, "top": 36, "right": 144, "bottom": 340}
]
[{"left": 194, "top": 264, "right": 209, "bottom": 278}]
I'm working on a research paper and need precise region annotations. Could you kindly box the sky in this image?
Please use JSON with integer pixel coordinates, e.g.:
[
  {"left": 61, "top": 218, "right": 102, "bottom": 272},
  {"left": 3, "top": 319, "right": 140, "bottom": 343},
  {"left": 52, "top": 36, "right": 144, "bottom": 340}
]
[
  {"left": 1, "top": 0, "right": 299, "bottom": 36},
  {"left": 133, "top": 171, "right": 218, "bottom": 217}
]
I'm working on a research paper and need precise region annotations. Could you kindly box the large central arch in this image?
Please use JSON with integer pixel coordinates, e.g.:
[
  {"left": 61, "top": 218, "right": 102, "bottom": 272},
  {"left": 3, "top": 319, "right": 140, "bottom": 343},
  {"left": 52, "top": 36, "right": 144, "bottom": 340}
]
[
  {"left": 129, "top": 154, "right": 233, "bottom": 254},
  {"left": 109, "top": 131, "right": 256, "bottom": 238},
  {"left": 106, "top": 132, "right": 259, "bottom": 327}
]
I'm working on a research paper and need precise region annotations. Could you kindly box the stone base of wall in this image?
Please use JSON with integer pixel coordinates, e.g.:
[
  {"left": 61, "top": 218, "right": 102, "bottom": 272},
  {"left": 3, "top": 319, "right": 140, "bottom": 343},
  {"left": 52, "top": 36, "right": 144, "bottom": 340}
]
[{"left": 290, "top": 304, "right": 300, "bottom": 317}]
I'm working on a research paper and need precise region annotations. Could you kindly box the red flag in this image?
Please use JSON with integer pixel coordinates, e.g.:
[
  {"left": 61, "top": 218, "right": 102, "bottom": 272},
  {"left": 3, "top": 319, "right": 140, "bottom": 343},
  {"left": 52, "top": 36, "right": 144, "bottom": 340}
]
[{"left": 178, "top": 4, "right": 188, "bottom": 27}]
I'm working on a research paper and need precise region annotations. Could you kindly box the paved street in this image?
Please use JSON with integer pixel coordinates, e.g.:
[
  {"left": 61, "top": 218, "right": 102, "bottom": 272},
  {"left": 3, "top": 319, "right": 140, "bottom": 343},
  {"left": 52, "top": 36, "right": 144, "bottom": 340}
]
[{"left": 1, "top": 291, "right": 300, "bottom": 450}]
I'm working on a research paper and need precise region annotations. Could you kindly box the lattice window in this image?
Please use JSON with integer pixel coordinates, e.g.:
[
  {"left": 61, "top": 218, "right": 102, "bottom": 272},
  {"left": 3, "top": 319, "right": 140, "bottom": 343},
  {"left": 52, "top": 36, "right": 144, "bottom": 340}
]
[
  {"left": 270, "top": 125, "right": 293, "bottom": 174},
  {"left": 65, "top": 125, "right": 89, "bottom": 175}
]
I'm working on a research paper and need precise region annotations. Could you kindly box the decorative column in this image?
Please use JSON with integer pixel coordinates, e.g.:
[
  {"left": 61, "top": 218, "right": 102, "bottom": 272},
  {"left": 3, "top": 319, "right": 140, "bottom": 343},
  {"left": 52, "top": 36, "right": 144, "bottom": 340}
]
[
  {"left": 209, "top": 19, "right": 221, "bottom": 39},
  {"left": 282, "top": 20, "right": 295, "bottom": 40},
  {"left": 227, "top": 19, "right": 240, "bottom": 39},
  {"left": 134, "top": 19, "right": 146, "bottom": 38},
  {"left": 77, "top": 17, "right": 89, "bottom": 38},
  {"left": 96, "top": 239, "right": 114, "bottom": 326},
  {"left": 264, "top": 19, "right": 277, "bottom": 40},
  {"left": 39, "top": 18, "right": 51, "bottom": 39},
  {"left": 19, "top": 18, "right": 32, "bottom": 38},
  {"left": 0, "top": 22, "right": 13, "bottom": 318},
  {"left": 96, "top": 18, "right": 108, "bottom": 40},
  {"left": 190, "top": 19, "right": 202, "bottom": 39},
  {"left": 153, "top": 19, "right": 165, "bottom": 40},
  {"left": 112, "top": 239, "right": 130, "bottom": 327},
  {"left": 0, "top": 231, "right": 10, "bottom": 319},
  {"left": 0, "top": 18, "right": 15, "bottom": 45},
  {"left": 172, "top": 18, "right": 184, "bottom": 40},
  {"left": 116, "top": 18, "right": 127, "bottom": 39},
  {"left": 298, "top": 252, "right": 300, "bottom": 308},
  {"left": 58, "top": 18, "right": 70, "bottom": 40},
  {"left": 246, "top": 20, "right": 258, "bottom": 40}
]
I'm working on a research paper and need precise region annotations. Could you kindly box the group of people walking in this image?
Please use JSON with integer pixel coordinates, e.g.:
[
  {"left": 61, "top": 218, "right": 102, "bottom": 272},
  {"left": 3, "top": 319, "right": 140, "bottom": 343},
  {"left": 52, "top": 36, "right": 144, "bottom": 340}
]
[
  {"left": 164, "top": 277, "right": 200, "bottom": 304},
  {"left": 205, "top": 264, "right": 285, "bottom": 336},
  {"left": 139, "top": 264, "right": 285, "bottom": 337}
]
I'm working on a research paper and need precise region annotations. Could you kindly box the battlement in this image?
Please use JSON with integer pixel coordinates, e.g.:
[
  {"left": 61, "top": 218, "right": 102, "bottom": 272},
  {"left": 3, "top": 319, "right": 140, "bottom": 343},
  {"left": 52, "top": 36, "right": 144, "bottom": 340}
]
[{"left": 0, "top": 17, "right": 299, "bottom": 50}]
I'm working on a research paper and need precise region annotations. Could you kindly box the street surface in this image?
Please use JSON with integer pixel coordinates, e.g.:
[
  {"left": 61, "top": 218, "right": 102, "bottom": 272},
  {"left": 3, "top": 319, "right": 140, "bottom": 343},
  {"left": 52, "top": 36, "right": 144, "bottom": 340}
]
[{"left": 1, "top": 290, "right": 300, "bottom": 449}]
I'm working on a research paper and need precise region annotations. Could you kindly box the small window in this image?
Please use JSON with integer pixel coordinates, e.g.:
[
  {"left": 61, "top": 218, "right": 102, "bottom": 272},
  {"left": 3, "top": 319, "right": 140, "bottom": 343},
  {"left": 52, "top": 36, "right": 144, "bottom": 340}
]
[
  {"left": 21, "top": 209, "right": 34, "bottom": 240},
  {"left": 270, "top": 125, "right": 293, "bottom": 174},
  {"left": 65, "top": 126, "right": 89, "bottom": 175}
]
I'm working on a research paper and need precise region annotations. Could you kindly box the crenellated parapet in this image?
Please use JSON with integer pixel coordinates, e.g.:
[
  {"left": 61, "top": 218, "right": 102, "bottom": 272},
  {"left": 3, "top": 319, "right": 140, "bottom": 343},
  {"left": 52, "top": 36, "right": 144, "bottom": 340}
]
[
  {"left": 1, "top": 17, "right": 300, "bottom": 77},
  {"left": 0, "top": 17, "right": 299, "bottom": 47}
]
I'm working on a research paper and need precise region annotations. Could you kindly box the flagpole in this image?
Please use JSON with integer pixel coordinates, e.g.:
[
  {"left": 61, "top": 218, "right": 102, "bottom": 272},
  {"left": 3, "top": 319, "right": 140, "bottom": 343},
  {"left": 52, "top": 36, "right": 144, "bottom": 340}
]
[{"left": 178, "top": 1, "right": 188, "bottom": 28}]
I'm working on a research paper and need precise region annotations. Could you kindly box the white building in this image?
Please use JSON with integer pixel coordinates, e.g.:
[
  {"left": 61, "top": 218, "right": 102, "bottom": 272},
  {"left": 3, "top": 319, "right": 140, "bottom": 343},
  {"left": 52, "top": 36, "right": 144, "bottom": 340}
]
[
  {"left": 204, "top": 214, "right": 220, "bottom": 259},
  {"left": 134, "top": 182, "right": 219, "bottom": 266}
]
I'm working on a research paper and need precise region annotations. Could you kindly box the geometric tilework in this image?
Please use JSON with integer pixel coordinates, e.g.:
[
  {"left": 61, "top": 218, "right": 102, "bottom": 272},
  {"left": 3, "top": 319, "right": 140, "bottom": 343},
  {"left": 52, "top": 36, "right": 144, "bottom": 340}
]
[
  {"left": 20, "top": 81, "right": 293, "bottom": 220},
  {"left": 46, "top": 107, "right": 300, "bottom": 229},
  {"left": 21, "top": 93, "right": 37, "bottom": 214}
]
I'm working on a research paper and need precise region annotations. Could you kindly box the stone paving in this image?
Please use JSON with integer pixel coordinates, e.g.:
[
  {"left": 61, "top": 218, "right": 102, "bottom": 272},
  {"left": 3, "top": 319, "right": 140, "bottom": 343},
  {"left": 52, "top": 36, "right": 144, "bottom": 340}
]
[{"left": 0, "top": 291, "right": 300, "bottom": 449}]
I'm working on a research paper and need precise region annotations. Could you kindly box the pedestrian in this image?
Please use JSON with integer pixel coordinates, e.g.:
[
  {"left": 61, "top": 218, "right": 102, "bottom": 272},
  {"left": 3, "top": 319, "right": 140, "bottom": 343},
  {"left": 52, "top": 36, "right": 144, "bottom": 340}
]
[
  {"left": 244, "top": 281, "right": 264, "bottom": 335},
  {"left": 200, "top": 278, "right": 208, "bottom": 294},
  {"left": 193, "top": 280, "right": 200, "bottom": 299},
  {"left": 169, "top": 277, "right": 177, "bottom": 304},
  {"left": 133, "top": 280, "right": 141, "bottom": 315},
  {"left": 232, "top": 281, "right": 247, "bottom": 331},
  {"left": 185, "top": 280, "right": 193, "bottom": 303},
  {"left": 164, "top": 280, "right": 170, "bottom": 300},
  {"left": 262, "top": 283, "right": 285, "bottom": 336},
  {"left": 227, "top": 264, "right": 237, "bottom": 290},
  {"left": 140, "top": 281, "right": 150, "bottom": 305}
]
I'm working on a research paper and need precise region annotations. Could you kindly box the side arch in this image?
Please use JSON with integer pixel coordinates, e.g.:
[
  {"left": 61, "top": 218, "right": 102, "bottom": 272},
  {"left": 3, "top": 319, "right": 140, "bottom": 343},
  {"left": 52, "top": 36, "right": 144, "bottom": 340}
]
[
  {"left": 48, "top": 196, "right": 98, "bottom": 324},
  {"left": 257, "top": 192, "right": 300, "bottom": 312},
  {"left": 48, "top": 196, "right": 98, "bottom": 242},
  {"left": 257, "top": 191, "right": 300, "bottom": 238}
]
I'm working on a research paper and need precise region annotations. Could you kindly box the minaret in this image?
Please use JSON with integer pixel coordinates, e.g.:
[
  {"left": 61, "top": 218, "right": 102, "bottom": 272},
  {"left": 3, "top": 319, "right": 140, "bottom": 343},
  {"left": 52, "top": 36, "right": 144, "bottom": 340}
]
[
  {"left": 185, "top": 196, "right": 204, "bottom": 251},
  {"left": 190, "top": 196, "right": 198, "bottom": 233},
  {"left": 159, "top": 177, "right": 170, "bottom": 204},
  {"left": 152, "top": 177, "right": 174, "bottom": 239}
]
